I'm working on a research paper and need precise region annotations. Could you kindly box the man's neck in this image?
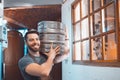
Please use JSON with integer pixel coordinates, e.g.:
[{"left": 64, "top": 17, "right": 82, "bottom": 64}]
[{"left": 28, "top": 50, "right": 40, "bottom": 57}]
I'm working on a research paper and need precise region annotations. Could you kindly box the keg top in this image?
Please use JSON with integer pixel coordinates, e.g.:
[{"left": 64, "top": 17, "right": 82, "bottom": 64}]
[
  {"left": 37, "top": 21, "right": 65, "bottom": 30},
  {"left": 38, "top": 21, "right": 61, "bottom": 25}
]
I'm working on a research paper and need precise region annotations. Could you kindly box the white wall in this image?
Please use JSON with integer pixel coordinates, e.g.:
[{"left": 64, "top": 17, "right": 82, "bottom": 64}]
[{"left": 61, "top": 0, "right": 120, "bottom": 80}]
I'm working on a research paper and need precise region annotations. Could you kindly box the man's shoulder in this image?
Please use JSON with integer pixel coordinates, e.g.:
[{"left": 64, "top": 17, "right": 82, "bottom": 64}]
[
  {"left": 19, "top": 54, "right": 32, "bottom": 63},
  {"left": 18, "top": 54, "right": 34, "bottom": 68}
]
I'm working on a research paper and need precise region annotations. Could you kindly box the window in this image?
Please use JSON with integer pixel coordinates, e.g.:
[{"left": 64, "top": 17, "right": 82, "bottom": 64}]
[
  {"left": 72, "top": 0, "right": 120, "bottom": 67},
  {"left": 18, "top": 29, "right": 28, "bottom": 55}
]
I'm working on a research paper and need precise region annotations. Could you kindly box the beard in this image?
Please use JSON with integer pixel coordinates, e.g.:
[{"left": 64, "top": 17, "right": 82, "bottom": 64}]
[{"left": 27, "top": 43, "right": 40, "bottom": 52}]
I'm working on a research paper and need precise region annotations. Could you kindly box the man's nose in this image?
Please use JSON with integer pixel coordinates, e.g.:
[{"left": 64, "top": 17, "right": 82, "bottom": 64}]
[{"left": 33, "top": 39, "right": 38, "bottom": 43}]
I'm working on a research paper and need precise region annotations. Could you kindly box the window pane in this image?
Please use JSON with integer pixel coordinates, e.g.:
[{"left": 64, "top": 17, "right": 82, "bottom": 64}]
[
  {"left": 73, "top": 23, "right": 80, "bottom": 41},
  {"left": 81, "top": 18, "right": 89, "bottom": 39},
  {"left": 104, "top": 0, "right": 113, "bottom": 5},
  {"left": 74, "top": 2, "right": 80, "bottom": 22},
  {"left": 91, "top": 37, "right": 103, "bottom": 60},
  {"left": 73, "top": 42, "right": 81, "bottom": 60},
  {"left": 81, "top": 0, "right": 88, "bottom": 17},
  {"left": 93, "top": 0, "right": 101, "bottom": 11},
  {"left": 93, "top": 11, "right": 101, "bottom": 35},
  {"left": 82, "top": 40, "right": 90, "bottom": 60},
  {"left": 102, "top": 3, "right": 115, "bottom": 32},
  {"left": 103, "top": 33, "right": 117, "bottom": 60}
]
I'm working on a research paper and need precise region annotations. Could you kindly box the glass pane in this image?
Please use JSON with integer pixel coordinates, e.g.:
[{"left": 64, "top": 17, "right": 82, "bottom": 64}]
[
  {"left": 81, "top": 0, "right": 88, "bottom": 17},
  {"left": 91, "top": 37, "right": 103, "bottom": 60},
  {"left": 103, "top": 33, "right": 117, "bottom": 60},
  {"left": 104, "top": 0, "right": 113, "bottom": 5},
  {"left": 73, "top": 23, "right": 80, "bottom": 41},
  {"left": 74, "top": 2, "right": 80, "bottom": 22},
  {"left": 81, "top": 18, "right": 89, "bottom": 39},
  {"left": 102, "top": 3, "right": 115, "bottom": 32},
  {"left": 82, "top": 40, "right": 90, "bottom": 60},
  {"left": 93, "top": 0, "right": 101, "bottom": 11},
  {"left": 93, "top": 11, "right": 101, "bottom": 35},
  {"left": 73, "top": 42, "right": 81, "bottom": 60}
]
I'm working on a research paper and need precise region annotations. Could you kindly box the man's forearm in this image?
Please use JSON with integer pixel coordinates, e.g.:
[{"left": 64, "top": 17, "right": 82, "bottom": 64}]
[
  {"left": 54, "top": 53, "right": 69, "bottom": 63},
  {"left": 40, "top": 56, "right": 54, "bottom": 77}
]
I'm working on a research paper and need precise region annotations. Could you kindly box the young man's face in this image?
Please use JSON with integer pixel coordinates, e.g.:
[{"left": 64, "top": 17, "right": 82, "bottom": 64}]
[{"left": 26, "top": 33, "right": 40, "bottom": 52}]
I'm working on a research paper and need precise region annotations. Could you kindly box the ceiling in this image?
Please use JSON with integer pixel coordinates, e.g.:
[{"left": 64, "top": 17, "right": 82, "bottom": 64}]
[
  {"left": 4, "top": 0, "right": 62, "bottom": 8},
  {"left": 4, "top": 0, "right": 62, "bottom": 29}
]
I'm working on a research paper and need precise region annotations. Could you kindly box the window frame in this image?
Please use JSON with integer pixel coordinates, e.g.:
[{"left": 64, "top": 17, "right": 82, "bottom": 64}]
[{"left": 71, "top": 0, "right": 120, "bottom": 67}]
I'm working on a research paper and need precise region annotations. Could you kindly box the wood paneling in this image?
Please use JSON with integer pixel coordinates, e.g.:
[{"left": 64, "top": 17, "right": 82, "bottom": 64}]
[
  {"left": 4, "top": 30, "right": 24, "bottom": 80},
  {"left": 4, "top": 5, "right": 61, "bottom": 29}
]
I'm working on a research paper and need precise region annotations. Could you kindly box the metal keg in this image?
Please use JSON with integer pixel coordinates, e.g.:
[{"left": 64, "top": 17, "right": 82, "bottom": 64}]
[{"left": 37, "top": 21, "right": 65, "bottom": 54}]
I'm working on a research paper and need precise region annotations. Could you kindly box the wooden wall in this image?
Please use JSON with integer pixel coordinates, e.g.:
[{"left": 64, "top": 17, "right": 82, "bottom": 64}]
[{"left": 4, "top": 30, "right": 24, "bottom": 80}]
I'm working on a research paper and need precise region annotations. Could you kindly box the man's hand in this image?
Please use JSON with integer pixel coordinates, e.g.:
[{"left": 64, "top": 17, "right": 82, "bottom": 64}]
[
  {"left": 44, "top": 43, "right": 60, "bottom": 59},
  {"left": 64, "top": 46, "right": 70, "bottom": 55}
]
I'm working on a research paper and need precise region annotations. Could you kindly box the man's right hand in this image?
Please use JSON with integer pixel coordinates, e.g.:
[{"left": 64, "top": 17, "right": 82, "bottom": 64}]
[{"left": 45, "top": 43, "right": 60, "bottom": 59}]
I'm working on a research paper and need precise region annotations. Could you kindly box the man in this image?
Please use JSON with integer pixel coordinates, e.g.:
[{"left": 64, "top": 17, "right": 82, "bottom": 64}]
[{"left": 18, "top": 29, "right": 69, "bottom": 80}]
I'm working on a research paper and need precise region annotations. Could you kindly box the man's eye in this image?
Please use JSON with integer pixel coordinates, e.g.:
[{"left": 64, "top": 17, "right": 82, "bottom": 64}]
[
  {"left": 36, "top": 38, "right": 39, "bottom": 41},
  {"left": 29, "top": 39, "right": 33, "bottom": 41}
]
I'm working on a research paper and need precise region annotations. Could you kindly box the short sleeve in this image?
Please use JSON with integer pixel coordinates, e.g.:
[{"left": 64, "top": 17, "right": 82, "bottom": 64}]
[{"left": 18, "top": 55, "right": 34, "bottom": 73}]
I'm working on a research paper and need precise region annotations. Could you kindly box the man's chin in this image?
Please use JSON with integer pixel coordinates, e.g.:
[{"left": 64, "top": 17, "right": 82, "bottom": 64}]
[
  {"left": 28, "top": 46, "right": 40, "bottom": 52},
  {"left": 33, "top": 49, "right": 39, "bottom": 52},
  {"left": 33, "top": 49, "right": 40, "bottom": 52},
  {"left": 30, "top": 48, "right": 40, "bottom": 52}
]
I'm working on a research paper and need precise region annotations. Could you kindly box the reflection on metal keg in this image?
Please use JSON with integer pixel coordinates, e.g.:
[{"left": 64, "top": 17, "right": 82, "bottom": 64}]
[{"left": 38, "top": 21, "right": 65, "bottom": 54}]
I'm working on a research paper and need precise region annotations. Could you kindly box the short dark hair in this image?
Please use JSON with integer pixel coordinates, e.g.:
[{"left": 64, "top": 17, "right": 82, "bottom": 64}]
[{"left": 24, "top": 29, "right": 39, "bottom": 41}]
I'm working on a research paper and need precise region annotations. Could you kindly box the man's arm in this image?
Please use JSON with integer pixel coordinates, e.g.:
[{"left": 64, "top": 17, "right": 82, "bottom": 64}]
[
  {"left": 54, "top": 45, "right": 69, "bottom": 63},
  {"left": 54, "top": 32, "right": 70, "bottom": 63},
  {"left": 25, "top": 44, "right": 60, "bottom": 77},
  {"left": 54, "top": 27, "right": 70, "bottom": 63}
]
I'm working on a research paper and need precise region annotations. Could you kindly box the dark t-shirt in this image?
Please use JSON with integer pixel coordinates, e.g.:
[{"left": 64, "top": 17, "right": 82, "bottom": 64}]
[{"left": 18, "top": 53, "right": 47, "bottom": 80}]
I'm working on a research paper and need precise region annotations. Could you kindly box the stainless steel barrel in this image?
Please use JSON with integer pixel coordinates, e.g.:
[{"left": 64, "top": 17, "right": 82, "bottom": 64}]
[{"left": 37, "top": 21, "right": 65, "bottom": 54}]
